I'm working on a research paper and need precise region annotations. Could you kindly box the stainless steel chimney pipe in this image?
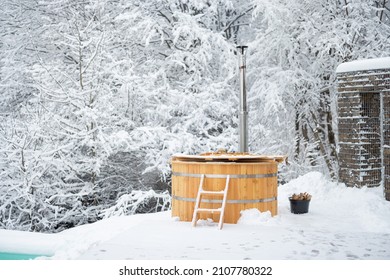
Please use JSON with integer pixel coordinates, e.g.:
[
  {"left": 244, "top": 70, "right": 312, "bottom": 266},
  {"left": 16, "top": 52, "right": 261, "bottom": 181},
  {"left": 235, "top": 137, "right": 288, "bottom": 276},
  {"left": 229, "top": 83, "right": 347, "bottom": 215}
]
[{"left": 237, "top": 46, "right": 248, "bottom": 153}]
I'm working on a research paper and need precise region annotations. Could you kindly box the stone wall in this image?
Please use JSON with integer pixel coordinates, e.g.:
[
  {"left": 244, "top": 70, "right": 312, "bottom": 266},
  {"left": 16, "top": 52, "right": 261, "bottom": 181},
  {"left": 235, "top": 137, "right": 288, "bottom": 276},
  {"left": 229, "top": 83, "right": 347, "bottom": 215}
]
[{"left": 337, "top": 69, "right": 390, "bottom": 200}]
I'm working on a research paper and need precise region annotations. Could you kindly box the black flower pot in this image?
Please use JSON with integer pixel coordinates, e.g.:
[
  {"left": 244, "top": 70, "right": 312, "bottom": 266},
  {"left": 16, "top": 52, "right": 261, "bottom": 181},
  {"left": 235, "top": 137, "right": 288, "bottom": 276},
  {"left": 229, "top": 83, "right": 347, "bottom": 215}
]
[{"left": 289, "top": 198, "right": 310, "bottom": 214}]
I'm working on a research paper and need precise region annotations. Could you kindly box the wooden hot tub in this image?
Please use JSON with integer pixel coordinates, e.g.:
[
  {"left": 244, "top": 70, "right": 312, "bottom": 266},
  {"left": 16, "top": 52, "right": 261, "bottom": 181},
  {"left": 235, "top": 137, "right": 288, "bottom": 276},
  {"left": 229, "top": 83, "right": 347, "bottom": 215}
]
[{"left": 171, "top": 153, "right": 285, "bottom": 224}]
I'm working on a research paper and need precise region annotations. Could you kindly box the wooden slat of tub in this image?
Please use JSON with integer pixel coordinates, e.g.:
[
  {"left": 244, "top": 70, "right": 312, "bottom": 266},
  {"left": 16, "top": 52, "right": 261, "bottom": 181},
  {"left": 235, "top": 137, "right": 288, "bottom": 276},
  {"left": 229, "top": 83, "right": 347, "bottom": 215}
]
[
  {"left": 231, "top": 164, "right": 240, "bottom": 223},
  {"left": 211, "top": 163, "right": 223, "bottom": 222},
  {"left": 264, "top": 163, "right": 270, "bottom": 214},
  {"left": 192, "top": 166, "right": 199, "bottom": 222},
  {"left": 269, "top": 163, "right": 278, "bottom": 216},
  {"left": 171, "top": 172, "right": 178, "bottom": 218},
  {"left": 178, "top": 162, "right": 186, "bottom": 221},
  {"left": 173, "top": 160, "right": 189, "bottom": 221}
]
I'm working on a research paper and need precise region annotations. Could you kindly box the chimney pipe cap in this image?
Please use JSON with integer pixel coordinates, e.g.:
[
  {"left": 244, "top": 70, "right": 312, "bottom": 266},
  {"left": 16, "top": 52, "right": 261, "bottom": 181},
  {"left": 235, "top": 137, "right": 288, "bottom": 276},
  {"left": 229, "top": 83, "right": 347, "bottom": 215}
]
[{"left": 236, "top": 46, "right": 248, "bottom": 54}]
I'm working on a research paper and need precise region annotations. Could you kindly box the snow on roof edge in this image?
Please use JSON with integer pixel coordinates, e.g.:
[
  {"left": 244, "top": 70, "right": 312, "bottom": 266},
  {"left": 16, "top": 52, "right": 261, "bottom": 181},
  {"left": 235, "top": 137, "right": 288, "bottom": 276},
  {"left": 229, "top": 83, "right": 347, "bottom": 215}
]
[{"left": 336, "top": 57, "right": 390, "bottom": 73}]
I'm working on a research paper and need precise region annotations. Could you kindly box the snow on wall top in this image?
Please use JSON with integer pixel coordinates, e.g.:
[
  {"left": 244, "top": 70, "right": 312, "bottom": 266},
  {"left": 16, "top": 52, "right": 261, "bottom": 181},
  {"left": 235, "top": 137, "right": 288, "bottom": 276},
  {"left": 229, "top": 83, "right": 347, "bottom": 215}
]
[{"left": 336, "top": 57, "right": 390, "bottom": 73}]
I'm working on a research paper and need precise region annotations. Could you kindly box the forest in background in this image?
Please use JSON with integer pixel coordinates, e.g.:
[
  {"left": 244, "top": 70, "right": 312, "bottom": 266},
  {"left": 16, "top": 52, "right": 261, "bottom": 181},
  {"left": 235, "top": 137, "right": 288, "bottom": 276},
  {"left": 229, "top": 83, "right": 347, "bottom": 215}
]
[{"left": 1, "top": 0, "right": 390, "bottom": 232}]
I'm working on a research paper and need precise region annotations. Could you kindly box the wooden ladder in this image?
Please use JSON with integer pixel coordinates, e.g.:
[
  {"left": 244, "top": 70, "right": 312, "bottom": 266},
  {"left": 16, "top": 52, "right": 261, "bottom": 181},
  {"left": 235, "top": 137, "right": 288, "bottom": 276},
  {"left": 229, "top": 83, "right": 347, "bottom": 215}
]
[{"left": 191, "top": 174, "right": 230, "bottom": 230}]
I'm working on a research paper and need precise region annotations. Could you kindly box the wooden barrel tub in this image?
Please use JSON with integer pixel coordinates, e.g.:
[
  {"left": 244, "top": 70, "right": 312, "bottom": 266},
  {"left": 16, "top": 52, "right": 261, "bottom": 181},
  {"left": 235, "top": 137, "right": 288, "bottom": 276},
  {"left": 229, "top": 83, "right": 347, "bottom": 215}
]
[{"left": 171, "top": 153, "right": 285, "bottom": 224}]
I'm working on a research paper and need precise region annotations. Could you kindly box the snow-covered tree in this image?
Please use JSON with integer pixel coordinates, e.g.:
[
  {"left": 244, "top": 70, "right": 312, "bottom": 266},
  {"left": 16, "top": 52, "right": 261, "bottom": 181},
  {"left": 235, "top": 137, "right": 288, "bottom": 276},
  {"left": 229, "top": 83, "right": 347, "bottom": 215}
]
[
  {"left": 248, "top": 0, "right": 390, "bottom": 180},
  {"left": 111, "top": 0, "right": 254, "bottom": 176},
  {"left": 0, "top": 0, "right": 42, "bottom": 114}
]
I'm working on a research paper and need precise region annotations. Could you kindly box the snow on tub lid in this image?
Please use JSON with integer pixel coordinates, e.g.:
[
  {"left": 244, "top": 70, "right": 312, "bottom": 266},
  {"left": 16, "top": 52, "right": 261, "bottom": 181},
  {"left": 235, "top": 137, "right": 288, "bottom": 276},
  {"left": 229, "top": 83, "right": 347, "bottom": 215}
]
[
  {"left": 172, "top": 151, "right": 287, "bottom": 163},
  {"left": 336, "top": 57, "right": 390, "bottom": 73}
]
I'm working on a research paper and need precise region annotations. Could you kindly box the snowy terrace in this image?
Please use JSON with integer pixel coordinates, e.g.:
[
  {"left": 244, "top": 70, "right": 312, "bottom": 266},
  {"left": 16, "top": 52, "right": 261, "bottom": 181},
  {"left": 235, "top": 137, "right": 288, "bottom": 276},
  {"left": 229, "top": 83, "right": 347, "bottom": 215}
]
[{"left": 0, "top": 172, "right": 389, "bottom": 260}]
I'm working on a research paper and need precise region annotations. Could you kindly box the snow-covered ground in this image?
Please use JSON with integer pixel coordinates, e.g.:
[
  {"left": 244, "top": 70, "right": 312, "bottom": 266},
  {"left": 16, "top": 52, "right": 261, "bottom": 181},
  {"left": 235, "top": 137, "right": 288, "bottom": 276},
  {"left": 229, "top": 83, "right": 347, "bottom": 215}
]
[{"left": 1, "top": 172, "right": 389, "bottom": 260}]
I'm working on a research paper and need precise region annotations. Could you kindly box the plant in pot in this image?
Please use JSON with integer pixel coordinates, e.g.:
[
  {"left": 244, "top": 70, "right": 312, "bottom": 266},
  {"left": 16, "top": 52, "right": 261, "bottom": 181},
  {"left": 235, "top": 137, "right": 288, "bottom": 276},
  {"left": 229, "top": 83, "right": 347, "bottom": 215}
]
[{"left": 289, "top": 192, "right": 312, "bottom": 214}]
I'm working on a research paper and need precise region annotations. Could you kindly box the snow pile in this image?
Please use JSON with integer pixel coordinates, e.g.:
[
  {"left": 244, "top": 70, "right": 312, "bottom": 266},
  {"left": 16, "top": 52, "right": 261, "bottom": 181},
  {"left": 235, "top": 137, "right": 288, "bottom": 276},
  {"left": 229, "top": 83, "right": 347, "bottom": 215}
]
[
  {"left": 0, "top": 172, "right": 389, "bottom": 260},
  {"left": 237, "top": 209, "right": 272, "bottom": 225}
]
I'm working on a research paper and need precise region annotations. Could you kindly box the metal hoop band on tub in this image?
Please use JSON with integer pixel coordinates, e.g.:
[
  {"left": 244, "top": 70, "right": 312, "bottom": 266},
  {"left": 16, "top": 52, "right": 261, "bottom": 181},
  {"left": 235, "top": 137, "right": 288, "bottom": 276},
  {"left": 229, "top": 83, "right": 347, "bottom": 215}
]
[
  {"left": 172, "top": 172, "right": 277, "bottom": 179},
  {"left": 172, "top": 195, "right": 277, "bottom": 204}
]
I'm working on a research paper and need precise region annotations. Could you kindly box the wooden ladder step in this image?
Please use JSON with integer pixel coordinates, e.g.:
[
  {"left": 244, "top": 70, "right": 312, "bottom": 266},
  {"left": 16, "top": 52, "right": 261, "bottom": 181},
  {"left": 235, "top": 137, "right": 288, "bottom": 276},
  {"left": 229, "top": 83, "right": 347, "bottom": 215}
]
[
  {"left": 200, "top": 190, "right": 225, "bottom": 195},
  {"left": 196, "top": 208, "right": 222, "bottom": 213}
]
